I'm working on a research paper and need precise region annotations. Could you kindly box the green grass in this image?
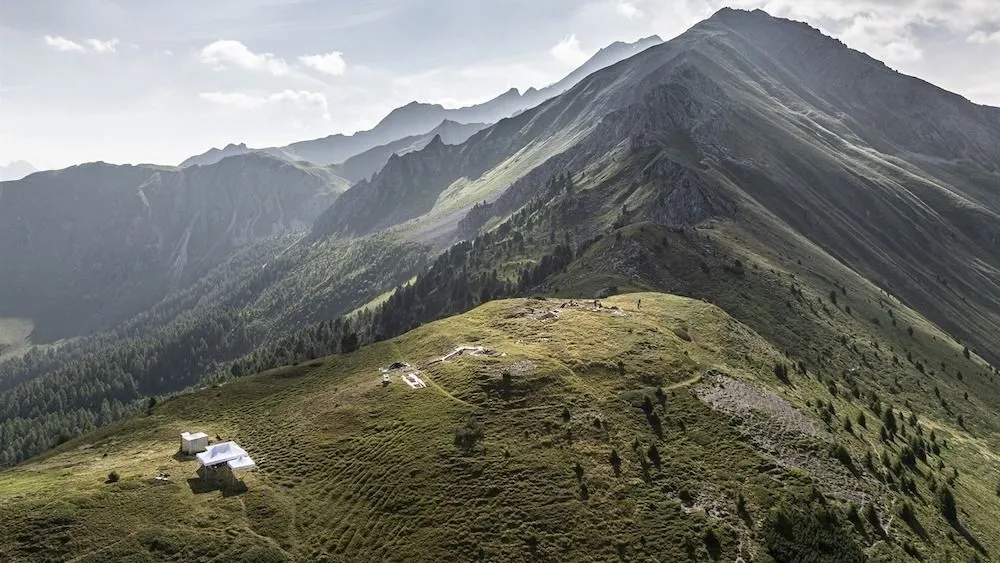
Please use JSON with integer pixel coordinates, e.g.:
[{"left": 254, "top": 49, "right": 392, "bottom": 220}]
[
  {"left": 0, "top": 293, "right": 889, "bottom": 562},
  {"left": 8, "top": 212, "right": 989, "bottom": 561}
]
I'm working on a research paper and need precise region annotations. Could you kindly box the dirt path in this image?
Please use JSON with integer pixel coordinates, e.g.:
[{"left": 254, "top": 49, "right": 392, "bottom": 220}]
[
  {"left": 665, "top": 373, "right": 704, "bottom": 390},
  {"left": 423, "top": 378, "right": 474, "bottom": 407}
]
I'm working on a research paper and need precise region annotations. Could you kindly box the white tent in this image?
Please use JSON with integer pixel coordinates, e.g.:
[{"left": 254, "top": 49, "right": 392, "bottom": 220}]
[
  {"left": 227, "top": 456, "right": 257, "bottom": 472},
  {"left": 196, "top": 441, "right": 248, "bottom": 467},
  {"left": 180, "top": 431, "right": 209, "bottom": 455}
]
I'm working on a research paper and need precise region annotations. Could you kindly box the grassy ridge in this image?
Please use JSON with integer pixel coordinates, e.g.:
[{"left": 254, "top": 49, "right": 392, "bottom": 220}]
[{"left": 0, "top": 293, "right": 874, "bottom": 562}]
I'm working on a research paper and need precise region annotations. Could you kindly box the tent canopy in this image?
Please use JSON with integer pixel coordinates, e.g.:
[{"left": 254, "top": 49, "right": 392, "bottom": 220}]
[
  {"left": 227, "top": 456, "right": 257, "bottom": 472},
  {"left": 196, "top": 441, "right": 247, "bottom": 467}
]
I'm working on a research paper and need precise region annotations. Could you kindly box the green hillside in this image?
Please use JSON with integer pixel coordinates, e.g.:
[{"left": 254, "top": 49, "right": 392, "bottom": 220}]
[{"left": 2, "top": 292, "right": 998, "bottom": 561}]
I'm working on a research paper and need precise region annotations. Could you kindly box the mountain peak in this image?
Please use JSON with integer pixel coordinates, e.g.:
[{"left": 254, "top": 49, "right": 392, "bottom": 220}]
[
  {"left": 0, "top": 160, "right": 38, "bottom": 182},
  {"left": 426, "top": 133, "right": 445, "bottom": 148},
  {"left": 709, "top": 6, "right": 769, "bottom": 20}
]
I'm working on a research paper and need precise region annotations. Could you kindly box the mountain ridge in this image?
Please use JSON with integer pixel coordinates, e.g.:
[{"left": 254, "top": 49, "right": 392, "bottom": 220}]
[
  {"left": 308, "top": 7, "right": 1000, "bottom": 364},
  {"left": 177, "top": 35, "right": 663, "bottom": 169}
]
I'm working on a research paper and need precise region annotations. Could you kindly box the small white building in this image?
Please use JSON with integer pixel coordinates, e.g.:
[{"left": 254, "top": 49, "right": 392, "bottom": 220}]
[{"left": 180, "top": 431, "right": 209, "bottom": 455}]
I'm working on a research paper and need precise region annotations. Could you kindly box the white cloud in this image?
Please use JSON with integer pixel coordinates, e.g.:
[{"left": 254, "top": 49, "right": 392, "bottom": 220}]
[
  {"left": 199, "top": 40, "right": 289, "bottom": 76},
  {"left": 615, "top": 1, "right": 643, "bottom": 19},
  {"left": 836, "top": 12, "right": 924, "bottom": 62},
  {"left": 968, "top": 30, "right": 1000, "bottom": 44},
  {"left": 199, "top": 89, "right": 330, "bottom": 120},
  {"left": 44, "top": 35, "right": 84, "bottom": 53},
  {"left": 299, "top": 51, "right": 347, "bottom": 76},
  {"left": 85, "top": 38, "right": 120, "bottom": 53},
  {"left": 44, "top": 35, "right": 122, "bottom": 54},
  {"left": 549, "top": 34, "right": 590, "bottom": 66}
]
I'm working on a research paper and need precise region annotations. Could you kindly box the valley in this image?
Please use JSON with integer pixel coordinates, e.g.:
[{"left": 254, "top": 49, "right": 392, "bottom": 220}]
[{"left": 1, "top": 7, "right": 999, "bottom": 562}]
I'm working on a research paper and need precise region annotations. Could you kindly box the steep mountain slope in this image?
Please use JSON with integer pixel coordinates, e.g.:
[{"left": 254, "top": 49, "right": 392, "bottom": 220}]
[
  {"left": 314, "top": 8, "right": 1000, "bottom": 363},
  {"left": 340, "top": 119, "right": 488, "bottom": 183},
  {"left": 0, "top": 160, "right": 37, "bottom": 182},
  {"left": 0, "top": 154, "right": 349, "bottom": 342}
]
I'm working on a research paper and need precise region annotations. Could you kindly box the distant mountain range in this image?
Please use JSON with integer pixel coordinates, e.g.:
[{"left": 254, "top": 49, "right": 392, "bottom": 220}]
[
  {"left": 0, "top": 160, "right": 37, "bottom": 182},
  {"left": 179, "top": 35, "right": 663, "bottom": 169},
  {"left": 0, "top": 154, "right": 347, "bottom": 341}
]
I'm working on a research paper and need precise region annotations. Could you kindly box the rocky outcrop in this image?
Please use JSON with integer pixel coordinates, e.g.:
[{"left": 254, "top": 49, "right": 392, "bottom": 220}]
[{"left": 339, "top": 120, "right": 489, "bottom": 183}]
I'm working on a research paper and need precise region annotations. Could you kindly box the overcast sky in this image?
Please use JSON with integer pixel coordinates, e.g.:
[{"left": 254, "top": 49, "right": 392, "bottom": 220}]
[{"left": 2, "top": 0, "right": 1000, "bottom": 170}]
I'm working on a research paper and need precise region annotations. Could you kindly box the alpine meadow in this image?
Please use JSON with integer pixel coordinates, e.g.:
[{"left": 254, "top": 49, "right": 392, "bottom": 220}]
[{"left": 1, "top": 5, "right": 1000, "bottom": 562}]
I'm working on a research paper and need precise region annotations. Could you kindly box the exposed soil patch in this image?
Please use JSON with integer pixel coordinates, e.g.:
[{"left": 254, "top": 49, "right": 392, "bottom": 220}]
[
  {"left": 697, "top": 373, "right": 826, "bottom": 440},
  {"left": 696, "top": 373, "right": 877, "bottom": 506}
]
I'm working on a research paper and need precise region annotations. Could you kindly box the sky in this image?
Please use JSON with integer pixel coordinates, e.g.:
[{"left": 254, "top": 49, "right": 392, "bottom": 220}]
[{"left": 2, "top": 0, "right": 1000, "bottom": 170}]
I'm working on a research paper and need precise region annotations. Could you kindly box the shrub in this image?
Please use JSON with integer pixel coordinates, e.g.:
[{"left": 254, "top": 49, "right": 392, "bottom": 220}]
[
  {"left": 641, "top": 396, "right": 654, "bottom": 414},
  {"left": 831, "top": 443, "right": 853, "bottom": 469},
  {"left": 453, "top": 416, "right": 484, "bottom": 454},
  {"left": 857, "top": 412, "right": 867, "bottom": 428},
  {"left": 882, "top": 409, "right": 897, "bottom": 437},
  {"left": 647, "top": 444, "right": 661, "bottom": 469},
  {"left": 678, "top": 487, "right": 694, "bottom": 506},
  {"left": 864, "top": 504, "right": 880, "bottom": 530},
  {"left": 562, "top": 406, "right": 571, "bottom": 422},
  {"left": 609, "top": 449, "right": 622, "bottom": 475},
  {"left": 847, "top": 503, "right": 861, "bottom": 525},
  {"left": 899, "top": 446, "right": 916, "bottom": 469},
  {"left": 704, "top": 527, "right": 722, "bottom": 557},
  {"left": 106, "top": 471, "right": 120, "bottom": 484},
  {"left": 899, "top": 501, "right": 915, "bottom": 524},
  {"left": 774, "top": 362, "right": 790, "bottom": 384},
  {"left": 939, "top": 487, "right": 957, "bottom": 522},
  {"left": 736, "top": 490, "right": 747, "bottom": 516}
]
